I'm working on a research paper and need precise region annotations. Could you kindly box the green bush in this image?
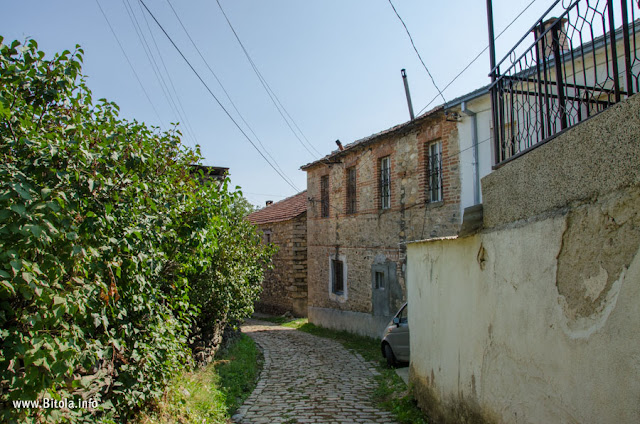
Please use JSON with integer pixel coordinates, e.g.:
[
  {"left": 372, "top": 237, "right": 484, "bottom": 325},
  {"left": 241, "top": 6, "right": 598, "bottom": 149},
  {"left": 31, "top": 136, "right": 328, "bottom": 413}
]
[{"left": 0, "top": 37, "right": 271, "bottom": 423}]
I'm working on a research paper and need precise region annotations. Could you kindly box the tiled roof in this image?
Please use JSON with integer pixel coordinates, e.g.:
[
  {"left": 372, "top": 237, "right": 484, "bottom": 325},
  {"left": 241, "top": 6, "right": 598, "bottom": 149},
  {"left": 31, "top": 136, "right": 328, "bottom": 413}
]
[
  {"left": 300, "top": 105, "right": 444, "bottom": 170},
  {"left": 246, "top": 190, "right": 307, "bottom": 225}
]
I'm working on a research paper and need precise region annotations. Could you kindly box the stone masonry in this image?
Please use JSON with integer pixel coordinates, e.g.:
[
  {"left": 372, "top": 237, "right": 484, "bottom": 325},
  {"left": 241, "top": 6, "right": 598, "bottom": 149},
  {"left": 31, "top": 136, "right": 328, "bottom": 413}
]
[
  {"left": 247, "top": 192, "right": 308, "bottom": 317},
  {"left": 301, "top": 107, "right": 461, "bottom": 337},
  {"left": 234, "top": 320, "right": 397, "bottom": 424}
]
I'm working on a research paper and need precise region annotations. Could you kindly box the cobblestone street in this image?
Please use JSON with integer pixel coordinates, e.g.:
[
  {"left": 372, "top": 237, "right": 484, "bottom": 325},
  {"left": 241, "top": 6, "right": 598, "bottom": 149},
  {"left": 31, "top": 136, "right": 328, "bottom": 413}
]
[{"left": 233, "top": 320, "right": 397, "bottom": 424}]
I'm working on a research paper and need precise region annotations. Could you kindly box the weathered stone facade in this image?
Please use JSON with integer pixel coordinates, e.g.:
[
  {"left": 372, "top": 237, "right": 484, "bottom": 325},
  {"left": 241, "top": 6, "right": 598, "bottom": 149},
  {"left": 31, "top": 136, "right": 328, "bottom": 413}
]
[
  {"left": 247, "top": 192, "right": 308, "bottom": 317},
  {"left": 302, "top": 108, "right": 461, "bottom": 337}
]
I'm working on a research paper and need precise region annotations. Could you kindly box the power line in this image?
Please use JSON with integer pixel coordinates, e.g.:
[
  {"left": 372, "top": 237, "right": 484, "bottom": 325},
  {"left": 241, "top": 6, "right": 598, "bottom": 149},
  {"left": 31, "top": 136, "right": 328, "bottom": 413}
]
[
  {"left": 138, "top": 0, "right": 300, "bottom": 193},
  {"left": 120, "top": 0, "right": 193, "bottom": 145},
  {"left": 387, "top": 0, "right": 446, "bottom": 106},
  {"left": 416, "top": 0, "right": 540, "bottom": 116},
  {"left": 164, "top": 0, "right": 298, "bottom": 190},
  {"left": 94, "top": 0, "right": 164, "bottom": 125},
  {"left": 122, "top": 0, "right": 197, "bottom": 147},
  {"left": 135, "top": 0, "right": 200, "bottom": 146},
  {"left": 214, "top": 0, "right": 323, "bottom": 158},
  {"left": 243, "top": 192, "right": 290, "bottom": 198}
]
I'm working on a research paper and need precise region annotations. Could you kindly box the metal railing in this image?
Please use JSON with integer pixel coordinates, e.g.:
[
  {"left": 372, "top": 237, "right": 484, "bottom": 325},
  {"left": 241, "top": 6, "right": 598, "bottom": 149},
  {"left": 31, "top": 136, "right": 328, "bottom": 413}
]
[{"left": 488, "top": 0, "right": 640, "bottom": 165}]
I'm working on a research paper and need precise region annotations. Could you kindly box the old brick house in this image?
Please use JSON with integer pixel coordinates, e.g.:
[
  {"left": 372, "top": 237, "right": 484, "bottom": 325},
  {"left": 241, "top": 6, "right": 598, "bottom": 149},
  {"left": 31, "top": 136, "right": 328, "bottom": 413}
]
[
  {"left": 300, "top": 106, "right": 462, "bottom": 337},
  {"left": 247, "top": 191, "right": 308, "bottom": 317}
]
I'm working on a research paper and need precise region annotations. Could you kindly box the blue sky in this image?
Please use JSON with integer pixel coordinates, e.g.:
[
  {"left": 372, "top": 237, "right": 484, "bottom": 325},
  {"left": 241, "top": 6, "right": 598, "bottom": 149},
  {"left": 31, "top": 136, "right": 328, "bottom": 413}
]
[{"left": 3, "top": 0, "right": 554, "bottom": 207}]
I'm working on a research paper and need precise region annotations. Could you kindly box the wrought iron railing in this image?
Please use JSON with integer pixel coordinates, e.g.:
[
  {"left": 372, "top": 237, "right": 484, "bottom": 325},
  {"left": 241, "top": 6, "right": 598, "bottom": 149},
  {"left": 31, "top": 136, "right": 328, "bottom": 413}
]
[{"left": 489, "top": 0, "right": 640, "bottom": 165}]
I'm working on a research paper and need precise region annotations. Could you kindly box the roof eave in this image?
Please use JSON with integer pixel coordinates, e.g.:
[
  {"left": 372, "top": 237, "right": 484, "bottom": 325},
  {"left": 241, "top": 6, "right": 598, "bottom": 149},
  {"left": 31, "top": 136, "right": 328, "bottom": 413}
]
[{"left": 300, "top": 105, "right": 444, "bottom": 171}]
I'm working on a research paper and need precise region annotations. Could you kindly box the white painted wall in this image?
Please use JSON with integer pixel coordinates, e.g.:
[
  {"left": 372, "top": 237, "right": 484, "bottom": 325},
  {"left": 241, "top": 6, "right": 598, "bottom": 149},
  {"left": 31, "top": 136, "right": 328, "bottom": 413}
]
[
  {"left": 455, "top": 93, "right": 493, "bottom": 217},
  {"left": 407, "top": 211, "right": 640, "bottom": 423}
]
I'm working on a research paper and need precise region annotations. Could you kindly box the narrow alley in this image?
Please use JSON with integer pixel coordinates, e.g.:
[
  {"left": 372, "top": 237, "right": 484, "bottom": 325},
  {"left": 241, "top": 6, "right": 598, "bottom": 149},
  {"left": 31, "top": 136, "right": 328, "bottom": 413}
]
[{"left": 234, "top": 320, "right": 397, "bottom": 424}]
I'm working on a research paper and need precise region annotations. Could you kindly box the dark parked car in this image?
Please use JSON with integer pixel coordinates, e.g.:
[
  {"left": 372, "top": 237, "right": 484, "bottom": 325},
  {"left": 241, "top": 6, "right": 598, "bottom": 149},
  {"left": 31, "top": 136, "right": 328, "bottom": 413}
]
[{"left": 381, "top": 302, "right": 409, "bottom": 366}]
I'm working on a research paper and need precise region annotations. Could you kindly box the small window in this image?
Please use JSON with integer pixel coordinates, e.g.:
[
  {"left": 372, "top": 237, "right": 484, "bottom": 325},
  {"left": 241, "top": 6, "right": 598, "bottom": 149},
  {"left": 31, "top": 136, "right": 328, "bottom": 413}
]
[
  {"left": 320, "top": 175, "right": 330, "bottom": 218},
  {"left": 380, "top": 156, "right": 391, "bottom": 210},
  {"left": 331, "top": 259, "right": 344, "bottom": 294},
  {"left": 426, "top": 141, "right": 443, "bottom": 202},
  {"left": 346, "top": 167, "right": 357, "bottom": 214},
  {"left": 263, "top": 230, "right": 272, "bottom": 244},
  {"left": 374, "top": 271, "right": 385, "bottom": 290}
]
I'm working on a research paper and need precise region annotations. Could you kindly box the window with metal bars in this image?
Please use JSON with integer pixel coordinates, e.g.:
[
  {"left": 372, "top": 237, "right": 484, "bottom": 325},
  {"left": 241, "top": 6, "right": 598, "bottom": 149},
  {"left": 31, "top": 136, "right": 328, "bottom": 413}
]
[
  {"left": 426, "top": 141, "right": 443, "bottom": 202},
  {"left": 346, "top": 167, "right": 357, "bottom": 215},
  {"left": 331, "top": 259, "right": 344, "bottom": 294},
  {"left": 320, "top": 175, "right": 329, "bottom": 218},
  {"left": 380, "top": 156, "right": 391, "bottom": 210}
]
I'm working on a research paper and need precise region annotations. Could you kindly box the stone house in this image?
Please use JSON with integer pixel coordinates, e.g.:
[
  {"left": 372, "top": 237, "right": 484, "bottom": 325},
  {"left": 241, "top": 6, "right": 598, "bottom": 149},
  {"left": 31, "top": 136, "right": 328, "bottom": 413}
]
[
  {"left": 300, "top": 106, "right": 463, "bottom": 338},
  {"left": 246, "top": 191, "right": 308, "bottom": 317}
]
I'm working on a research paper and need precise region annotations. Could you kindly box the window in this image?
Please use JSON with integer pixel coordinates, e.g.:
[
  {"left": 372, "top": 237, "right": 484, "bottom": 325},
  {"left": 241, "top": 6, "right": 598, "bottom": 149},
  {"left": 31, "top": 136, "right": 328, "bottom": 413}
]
[
  {"left": 374, "top": 271, "right": 385, "bottom": 290},
  {"left": 331, "top": 259, "right": 344, "bottom": 294},
  {"left": 263, "top": 230, "right": 272, "bottom": 244},
  {"left": 346, "top": 167, "right": 357, "bottom": 214},
  {"left": 380, "top": 156, "right": 391, "bottom": 210},
  {"left": 320, "top": 175, "right": 329, "bottom": 218},
  {"left": 426, "top": 141, "right": 443, "bottom": 202}
]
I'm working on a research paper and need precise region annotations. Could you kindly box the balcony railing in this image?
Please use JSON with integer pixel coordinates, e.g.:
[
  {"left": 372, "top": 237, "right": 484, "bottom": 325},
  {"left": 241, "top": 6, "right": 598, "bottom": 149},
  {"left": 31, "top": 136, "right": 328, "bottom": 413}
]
[{"left": 488, "top": 0, "right": 640, "bottom": 166}]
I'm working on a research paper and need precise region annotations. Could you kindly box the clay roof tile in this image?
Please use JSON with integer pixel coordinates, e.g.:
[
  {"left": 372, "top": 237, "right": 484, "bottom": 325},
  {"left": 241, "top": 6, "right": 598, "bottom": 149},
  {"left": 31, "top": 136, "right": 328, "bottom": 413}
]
[{"left": 246, "top": 190, "right": 307, "bottom": 225}]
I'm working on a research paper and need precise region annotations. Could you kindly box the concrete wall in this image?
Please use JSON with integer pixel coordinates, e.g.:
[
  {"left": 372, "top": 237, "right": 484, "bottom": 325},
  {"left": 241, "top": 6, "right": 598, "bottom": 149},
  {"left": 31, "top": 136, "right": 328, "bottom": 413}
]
[
  {"left": 407, "top": 93, "right": 640, "bottom": 423},
  {"left": 483, "top": 93, "right": 640, "bottom": 229},
  {"left": 305, "top": 111, "right": 461, "bottom": 338},
  {"left": 255, "top": 213, "right": 307, "bottom": 317}
]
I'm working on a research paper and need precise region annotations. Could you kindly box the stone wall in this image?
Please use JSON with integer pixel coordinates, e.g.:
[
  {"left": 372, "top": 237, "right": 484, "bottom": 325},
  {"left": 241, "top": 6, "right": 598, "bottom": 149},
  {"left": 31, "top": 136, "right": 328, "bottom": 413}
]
[
  {"left": 305, "top": 111, "right": 461, "bottom": 337},
  {"left": 407, "top": 93, "right": 640, "bottom": 423},
  {"left": 255, "top": 213, "right": 307, "bottom": 317}
]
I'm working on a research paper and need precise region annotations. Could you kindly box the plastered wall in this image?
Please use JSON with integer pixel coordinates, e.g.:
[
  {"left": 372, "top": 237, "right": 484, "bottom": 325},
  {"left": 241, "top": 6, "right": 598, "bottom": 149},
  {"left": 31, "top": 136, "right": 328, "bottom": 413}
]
[
  {"left": 407, "top": 93, "right": 640, "bottom": 423},
  {"left": 408, "top": 193, "right": 640, "bottom": 423}
]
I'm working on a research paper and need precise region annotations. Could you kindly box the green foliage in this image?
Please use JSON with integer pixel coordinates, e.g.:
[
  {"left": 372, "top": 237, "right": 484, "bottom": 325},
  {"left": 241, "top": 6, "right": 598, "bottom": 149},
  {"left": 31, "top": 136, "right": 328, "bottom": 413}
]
[
  {"left": 136, "top": 333, "right": 262, "bottom": 424},
  {"left": 229, "top": 195, "right": 258, "bottom": 218},
  {"left": 0, "top": 37, "right": 271, "bottom": 423}
]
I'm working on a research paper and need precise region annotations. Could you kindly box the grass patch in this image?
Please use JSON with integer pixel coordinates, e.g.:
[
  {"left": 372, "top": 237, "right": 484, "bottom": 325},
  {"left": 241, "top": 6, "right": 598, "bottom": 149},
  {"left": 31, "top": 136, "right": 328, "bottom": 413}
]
[
  {"left": 255, "top": 315, "right": 305, "bottom": 326},
  {"left": 280, "top": 318, "right": 428, "bottom": 424},
  {"left": 215, "top": 334, "right": 262, "bottom": 413},
  {"left": 136, "top": 333, "right": 262, "bottom": 424}
]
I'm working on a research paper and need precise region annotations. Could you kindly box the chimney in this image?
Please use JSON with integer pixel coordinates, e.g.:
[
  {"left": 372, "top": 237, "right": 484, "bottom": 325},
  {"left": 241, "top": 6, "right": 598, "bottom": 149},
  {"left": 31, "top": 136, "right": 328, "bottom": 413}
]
[
  {"left": 266, "top": 200, "right": 273, "bottom": 206},
  {"left": 401, "top": 69, "right": 415, "bottom": 120},
  {"left": 335, "top": 139, "right": 344, "bottom": 151},
  {"left": 532, "top": 17, "right": 569, "bottom": 60}
]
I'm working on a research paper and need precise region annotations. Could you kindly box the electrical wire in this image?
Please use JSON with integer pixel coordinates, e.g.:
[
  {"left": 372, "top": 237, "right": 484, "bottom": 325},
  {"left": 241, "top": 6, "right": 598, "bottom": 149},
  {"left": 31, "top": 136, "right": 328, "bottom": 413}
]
[
  {"left": 122, "top": 0, "right": 198, "bottom": 147},
  {"left": 121, "top": 0, "right": 195, "bottom": 146},
  {"left": 94, "top": 0, "right": 164, "bottom": 126},
  {"left": 214, "top": 0, "right": 323, "bottom": 158},
  {"left": 164, "top": 0, "right": 298, "bottom": 190},
  {"left": 243, "top": 192, "right": 290, "bottom": 198},
  {"left": 387, "top": 0, "right": 446, "bottom": 106},
  {"left": 135, "top": 0, "right": 200, "bottom": 146},
  {"left": 138, "top": 0, "right": 300, "bottom": 193},
  {"left": 311, "top": 110, "right": 493, "bottom": 219},
  {"left": 416, "top": 0, "right": 540, "bottom": 116}
]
